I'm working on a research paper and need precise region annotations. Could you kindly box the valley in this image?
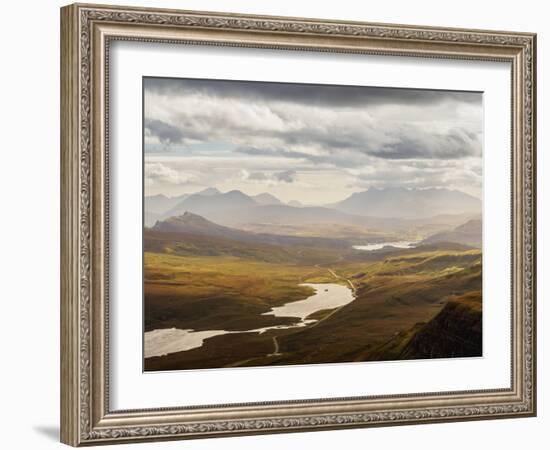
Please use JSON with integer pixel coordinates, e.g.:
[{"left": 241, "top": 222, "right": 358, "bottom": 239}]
[{"left": 143, "top": 189, "right": 482, "bottom": 371}]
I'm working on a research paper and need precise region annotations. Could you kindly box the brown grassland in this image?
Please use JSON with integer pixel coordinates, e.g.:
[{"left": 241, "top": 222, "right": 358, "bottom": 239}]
[{"left": 144, "top": 230, "right": 482, "bottom": 371}]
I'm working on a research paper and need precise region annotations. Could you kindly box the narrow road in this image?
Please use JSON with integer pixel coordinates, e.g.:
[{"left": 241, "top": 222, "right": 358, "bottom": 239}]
[
  {"left": 326, "top": 268, "right": 356, "bottom": 293},
  {"left": 224, "top": 357, "right": 257, "bottom": 368},
  {"left": 268, "top": 336, "right": 281, "bottom": 357},
  {"left": 225, "top": 336, "right": 282, "bottom": 368}
]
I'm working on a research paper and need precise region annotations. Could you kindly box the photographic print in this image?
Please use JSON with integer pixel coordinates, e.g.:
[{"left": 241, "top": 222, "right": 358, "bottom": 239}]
[{"left": 143, "top": 77, "right": 483, "bottom": 372}]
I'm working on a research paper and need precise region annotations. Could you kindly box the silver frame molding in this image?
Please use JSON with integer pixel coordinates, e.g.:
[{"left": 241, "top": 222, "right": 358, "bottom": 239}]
[{"left": 60, "top": 3, "right": 536, "bottom": 446}]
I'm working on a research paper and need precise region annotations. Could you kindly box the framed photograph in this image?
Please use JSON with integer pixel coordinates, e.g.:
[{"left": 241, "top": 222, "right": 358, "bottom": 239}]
[{"left": 60, "top": 3, "right": 537, "bottom": 446}]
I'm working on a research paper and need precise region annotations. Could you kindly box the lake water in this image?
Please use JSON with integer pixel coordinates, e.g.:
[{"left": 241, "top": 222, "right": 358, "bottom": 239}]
[
  {"left": 144, "top": 282, "right": 354, "bottom": 358},
  {"left": 144, "top": 328, "right": 232, "bottom": 359},
  {"left": 353, "top": 240, "right": 419, "bottom": 251},
  {"left": 261, "top": 283, "right": 355, "bottom": 321}
]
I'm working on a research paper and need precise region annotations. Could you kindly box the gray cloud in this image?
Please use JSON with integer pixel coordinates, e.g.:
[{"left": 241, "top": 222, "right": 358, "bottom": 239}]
[
  {"left": 370, "top": 127, "right": 481, "bottom": 160},
  {"left": 275, "top": 170, "right": 297, "bottom": 183},
  {"left": 241, "top": 169, "right": 298, "bottom": 184},
  {"left": 144, "top": 77, "right": 481, "bottom": 109},
  {"left": 350, "top": 158, "right": 482, "bottom": 192},
  {"left": 144, "top": 119, "right": 185, "bottom": 146},
  {"left": 145, "top": 80, "right": 481, "bottom": 163},
  {"left": 235, "top": 123, "right": 481, "bottom": 165},
  {"left": 246, "top": 171, "right": 268, "bottom": 181},
  {"left": 144, "top": 77, "right": 483, "bottom": 198},
  {"left": 144, "top": 162, "right": 196, "bottom": 186}
]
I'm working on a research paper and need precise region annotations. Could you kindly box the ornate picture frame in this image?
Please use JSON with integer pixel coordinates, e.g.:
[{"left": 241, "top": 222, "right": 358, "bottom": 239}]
[{"left": 60, "top": 3, "right": 536, "bottom": 446}]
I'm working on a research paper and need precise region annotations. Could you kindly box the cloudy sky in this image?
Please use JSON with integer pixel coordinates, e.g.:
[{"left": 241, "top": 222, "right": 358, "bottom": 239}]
[{"left": 144, "top": 77, "right": 483, "bottom": 204}]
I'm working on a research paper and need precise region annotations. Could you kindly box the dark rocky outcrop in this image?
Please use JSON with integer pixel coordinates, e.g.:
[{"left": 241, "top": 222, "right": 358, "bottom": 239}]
[{"left": 399, "top": 290, "right": 482, "bottom": 359}]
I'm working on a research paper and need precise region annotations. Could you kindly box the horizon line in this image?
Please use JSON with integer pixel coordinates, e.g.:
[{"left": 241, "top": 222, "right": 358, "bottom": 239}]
[{"left": 145, "top": 185, "right": 481, "bottom": 204}]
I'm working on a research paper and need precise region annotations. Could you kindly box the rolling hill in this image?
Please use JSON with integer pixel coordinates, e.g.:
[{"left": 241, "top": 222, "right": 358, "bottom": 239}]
[
  {"left": 151, "top": 211, "right": 350, "bottom": 249},
  {"left": 152, "top": 211, "right": 253, "bottom": 240},
  {"left": 204, "top": 203, "right": 388, "bottom": 228},
  {"left": 421, "top": 219, "right": 482, "bottom": 248}
]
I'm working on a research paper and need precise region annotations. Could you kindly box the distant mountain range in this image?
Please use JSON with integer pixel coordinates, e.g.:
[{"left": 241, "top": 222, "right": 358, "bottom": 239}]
[
  {"left": 155, "top": 198, "right": 403, "bottom": 230},
  {"left": 144, "top": 187, "right": 481, "bottom": 228},
  {"left": 252, "top": 193, "right": 282, "bottom": 206},
  {"left": 421, "top": 219, "right": 482, "bottom": 248},
  {"left": 145, "top": 188, "right": 283, "bottom": 226},
  {"left": 288, "top": 200, "right": 303, "bottom": 207},
  {"left": 145, "top": 187, "right": 220, "bottom": 214},
  {"left": 330, "top": 187, "right": 480, "bottom": 219},
  {"left": 144, "top": 194, "right": 181, "bottom": 214},
  {"left": 165, "top": 190, "right": 256, "bottom": 219}
]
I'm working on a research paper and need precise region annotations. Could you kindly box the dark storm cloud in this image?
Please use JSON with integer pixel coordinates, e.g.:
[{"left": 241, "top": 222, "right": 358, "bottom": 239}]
[
  {"left": 370, "top": 128, "right": 481, "bottom": 160},
  {"left": 144, "top": 119, "right": 185, "bottom": 146},
  {"left": 144, "top": 77, "right": 481, "bottom": 109}
]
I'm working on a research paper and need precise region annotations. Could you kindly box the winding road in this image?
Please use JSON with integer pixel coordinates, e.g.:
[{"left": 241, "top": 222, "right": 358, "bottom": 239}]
[
  {"left": 267, "top": 336, "right": 281, "bottom": 357},
  {"left": 326, "top": 268, "right": 356, "bottom": 293}
]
